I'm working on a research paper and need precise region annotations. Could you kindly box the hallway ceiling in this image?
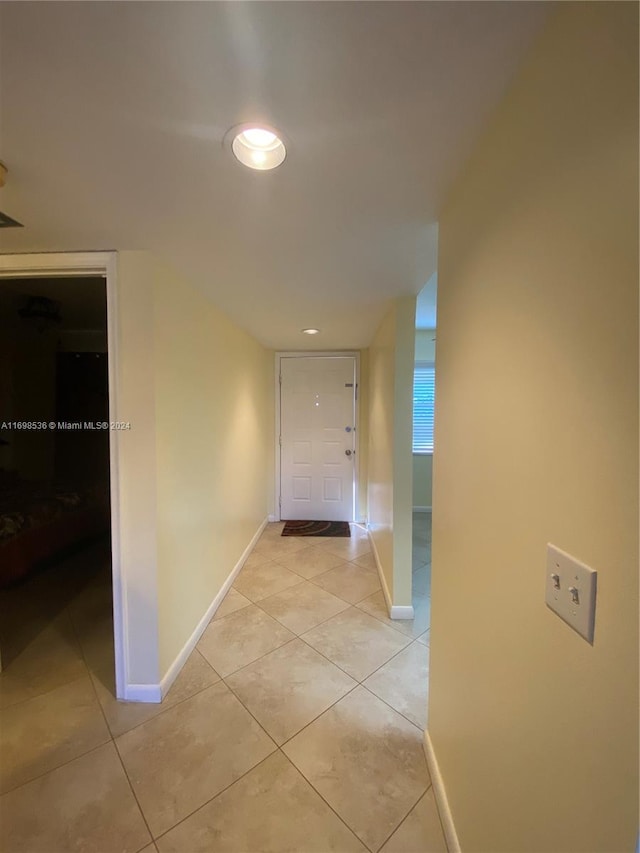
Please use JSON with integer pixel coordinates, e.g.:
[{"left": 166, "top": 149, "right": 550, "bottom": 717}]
[{"left": 0, "top": 2, "right": 549, "bottom": 349}]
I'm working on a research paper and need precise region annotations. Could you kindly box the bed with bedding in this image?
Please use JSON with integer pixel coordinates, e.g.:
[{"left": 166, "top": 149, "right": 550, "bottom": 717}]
[{"left": 0, "top": 472, "right": 110, "bottom": 587}]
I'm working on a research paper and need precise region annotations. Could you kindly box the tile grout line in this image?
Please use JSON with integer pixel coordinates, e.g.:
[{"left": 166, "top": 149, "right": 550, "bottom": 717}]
[
  {"left": 99, "top": 662, "right": 223, "bottom": 739},
  {"left": 200, "top": 628, "right": 298, "bottom": 681},
  {"left": 354, "top": 598, "right": 427, "bottom": 639},
  {"left": 360, "top": 635, "right": 427, "bottom": 683},
  {"left": 374, "top": 785, "right": 435, "bottom": 853},
  {"left": 232, "top": 577, "right": 306, "bottom": 607},
  {"left": 276, "top": 745, "right": 378, "bottom": 853},
  {"left": 0, "top": 667, "right": 90, "bottom": 715},
  {"left": 250, "top": 594, "right": 352, "bottom": 638},
  {"left": 275, "top": 681, "right": 361, "bottom": 750},
  {"left": 65, "top": 593, "right": 157, "bottom": 846},
  {"left": 219, "top": 661, "right": 292, "bottom": 749},
  {"left": 151, "top": 749, "right": 279, "bottom": 844},
  {"left": 0, "top": 739, "right": 113, "bottom": 799},
  {"left": 0, "top": 604, "right": 89, "bottom": 713},
  {"left": 359, "top": 681, "right": 427, "bottom": 735},
  {"left": 112, "top": 733, "right": 165, "bottom": 844}
]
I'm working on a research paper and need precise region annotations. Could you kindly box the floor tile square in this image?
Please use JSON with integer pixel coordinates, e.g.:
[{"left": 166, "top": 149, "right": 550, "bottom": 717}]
[
  {"left": 380, "top": 788, "right": 447, "bottom": 853},
  {"left": 116, "top": 682, "right": 276, "bottom": 837},
  {"left": 0, "top": 675, "right": 110, "bottom": 794},
  {"left": 276, "top": 546, "right": 347, "bottom": 579},
  {"left": 301, "top": 608, "right": 411, "bottom": 682},
  {"left": 283, "top": 686, "right": 430, "bottom": 852},
  {"left": 226, "top": 639, "right": 356, "bottom": 745},
  {"left": 357, "top": 591, "right": 431, "bottom": 639},
  {"left": 0, "top": 742, "right": 150, "bottom": 853},
  {"left": 232, "top": 561, "right": 302, "bottom": 602},
  {"left": 156, "top": 751, "right": 366, "bottom": 853},
  {"left": 311, "top": 562, "right": 382, "bottom": 605},
  {"left": 258, "top": 580, "right": 350, "bottom": 634},
  {"left": 92, "top": 648, "right": 219, "bottom": 738},
  {"left": 197, "top": 605, "right": 295, "bottom": 677},
  {"left": 364, "top": 641, "right": 429, "bottom": 729}
]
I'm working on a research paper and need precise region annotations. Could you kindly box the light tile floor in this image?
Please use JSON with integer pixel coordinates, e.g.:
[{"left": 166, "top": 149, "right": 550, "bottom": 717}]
[{"left": 0, "top": 516, "right": 442, "bottom": 853}]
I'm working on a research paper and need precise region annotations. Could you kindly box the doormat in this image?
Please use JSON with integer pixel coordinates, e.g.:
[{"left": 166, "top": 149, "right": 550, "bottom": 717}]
[{"left": 281, "top": 520, "right": 351, "bottom": 538}]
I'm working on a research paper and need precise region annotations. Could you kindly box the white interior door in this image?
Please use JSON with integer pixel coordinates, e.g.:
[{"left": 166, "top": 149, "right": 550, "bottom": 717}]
[{"left": 280, "top": 356, "right": 356, "bottom": 521}]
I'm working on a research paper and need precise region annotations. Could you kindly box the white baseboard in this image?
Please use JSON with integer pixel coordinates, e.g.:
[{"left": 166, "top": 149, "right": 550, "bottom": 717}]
[
  {"left": 123, "top": 683, "right": 162, "bottom": 703},
  {"left": 423, "top": 730, "right": 461, "bottom": 853},
  {"left": 368, "top": 529, "right": 414, "bottom": 621},
  {"left": 413, "top": 506, "right": 432, "bottom": 513},
  {"left": 390, "top": 604, "right": 414, "bottom": 620},
  {"left": 267, "top": 514, "right": 277, "bottom": 522},
  {"left": 125, "top": 517, "right": 268, "bottom": 704}
]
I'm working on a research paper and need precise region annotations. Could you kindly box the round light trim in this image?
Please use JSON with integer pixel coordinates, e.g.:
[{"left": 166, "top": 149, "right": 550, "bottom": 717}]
[
  {"left": 229, "top": 124, "right": 287, "bottom": 171},
  {"left": 302, "top": 328, "right": 320, "bottom": 335}
]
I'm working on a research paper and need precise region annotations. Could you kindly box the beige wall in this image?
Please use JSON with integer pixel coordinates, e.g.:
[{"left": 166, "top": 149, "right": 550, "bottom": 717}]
[
  {"left": 413, "top": 329, "right": 436, "bottom": 509},
  {"left": 116, "top": 252, "right": 272, "bottom": 685},
  {"left": 367, "top": 296, "right": 415, "bottom": 606},
  {"left": 154, "top": 266, "right": 272, "bottom": 675},
  {"left": 367, "top": 307, "right": 395, "bottom": 593},
  {"left": 430, "top": 4, "right": 639, "bottom": 852}
]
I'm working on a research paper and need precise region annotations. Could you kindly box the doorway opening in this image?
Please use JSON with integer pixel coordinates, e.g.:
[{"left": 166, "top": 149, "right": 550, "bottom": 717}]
[
  {"left": 0, "top": 252, "right": 124, "bottom": 701},
  {"left": 0, "top": 274, "right": 116, "bottom": 707},
  {"left": 412, "top": 272, "right": 437, "bottom": 718}
]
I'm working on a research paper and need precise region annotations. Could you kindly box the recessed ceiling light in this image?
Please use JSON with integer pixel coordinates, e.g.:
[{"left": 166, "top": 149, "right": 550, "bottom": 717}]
[
  {"left": 226, "top": 123, "right": 287, "bottom": 171},
  {"left": 302, "top": 328, "right": 320, "bottom": 335}
]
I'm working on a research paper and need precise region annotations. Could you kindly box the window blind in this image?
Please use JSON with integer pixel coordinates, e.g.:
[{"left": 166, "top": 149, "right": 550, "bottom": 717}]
[{"left": 413, "top": 362, "right": 435, "bottom": 453}]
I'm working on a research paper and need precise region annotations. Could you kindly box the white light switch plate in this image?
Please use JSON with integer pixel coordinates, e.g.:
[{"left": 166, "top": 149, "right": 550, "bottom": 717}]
[{"left": 546, "top": 544, "right": 597, "bottom": 643}]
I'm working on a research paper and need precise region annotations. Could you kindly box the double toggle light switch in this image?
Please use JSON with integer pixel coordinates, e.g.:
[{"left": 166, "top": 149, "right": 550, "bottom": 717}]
[{"left": 545, "top": 544, "right": 597, "bottom": 643}]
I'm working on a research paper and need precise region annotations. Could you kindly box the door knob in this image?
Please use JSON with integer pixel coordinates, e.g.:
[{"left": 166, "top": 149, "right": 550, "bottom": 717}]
[{"left": 345, "top": 449, "right": 353, "bottom": 457}]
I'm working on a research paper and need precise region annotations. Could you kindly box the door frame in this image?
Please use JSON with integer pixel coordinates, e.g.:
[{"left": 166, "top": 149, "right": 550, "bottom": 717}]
[
  {"left": 0, "top": 251, "right": 126, "bottom": 699},
  {"left": 275, "top": 351, "right": 360, "bottom": 523}
]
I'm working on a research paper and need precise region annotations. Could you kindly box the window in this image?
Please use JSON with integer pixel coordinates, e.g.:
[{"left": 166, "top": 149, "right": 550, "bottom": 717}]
[{"left": 413, "top": 361, "right": 435, "bottom": 453}]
